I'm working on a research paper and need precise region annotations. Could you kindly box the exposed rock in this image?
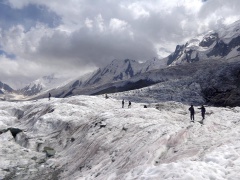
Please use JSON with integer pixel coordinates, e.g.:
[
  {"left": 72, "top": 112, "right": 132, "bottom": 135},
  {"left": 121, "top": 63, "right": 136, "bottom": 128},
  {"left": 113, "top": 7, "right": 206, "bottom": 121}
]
[
  {"left": 8, "top": 127, "right": 23, "bottom": 138},
  {"left": 207, "top": 36, "right": 240, "bottom": 57},
  {"left": 199, "top": 33, "right": 218, "bottom": 47},
  {"left": 167, "top": 45, "right": 185, "bottom": 65},
  {"left": 0, "top": 128, "right": 23, "bottom": 138},
  {"left": 43, "top": 147, "right": 56, "bottom": 157}
]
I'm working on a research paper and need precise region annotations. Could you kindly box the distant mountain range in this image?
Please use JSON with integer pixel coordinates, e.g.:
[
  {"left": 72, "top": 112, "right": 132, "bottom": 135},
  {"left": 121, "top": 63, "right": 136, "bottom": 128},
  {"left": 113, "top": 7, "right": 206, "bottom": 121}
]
[
  {"left": 2, "top": 20, "right": 240, "bottom": 106},
  {"left": 30, "top": 57, "right": 167, "bottom": 99},
  {"left": 17, "top": 74, "right": 71, "bottom": 96}
]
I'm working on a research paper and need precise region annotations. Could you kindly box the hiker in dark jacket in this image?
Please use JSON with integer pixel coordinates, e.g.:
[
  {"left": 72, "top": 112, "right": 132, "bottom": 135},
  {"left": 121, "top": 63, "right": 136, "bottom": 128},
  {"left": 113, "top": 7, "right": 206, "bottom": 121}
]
[
  {"left": 122, "top": 99, "right": 124, "bottom": 108},
  {"left": 128, "top": 101, "right": 131, "bottom": 108},
  {"left": 189, "top": 105, "right": 195, "bottom": 122},
  {"left": 48, "top": 93, "right": 51, "bottom": 101},
  {"left": 198, "top": 105, "right": 206, "bottom": 120}
]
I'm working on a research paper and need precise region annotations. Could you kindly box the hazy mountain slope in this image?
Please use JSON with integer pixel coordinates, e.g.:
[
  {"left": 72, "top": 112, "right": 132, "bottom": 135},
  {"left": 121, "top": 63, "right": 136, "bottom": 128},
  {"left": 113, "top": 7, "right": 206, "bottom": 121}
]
[
  {"left": 0, "top": 81, "right": 14, "bottom": 94},
  {"left": 85, "top": 59, "right": 142, "bottom": 85},
  {"left": 0, "top": 81, "right": 15, "bottom": 101},
  {"left": 1, "top": 96, "right": 240, "bottom": 179},
  {"left": 18, "top": 74, "right": 72, "bottom": 96},
  {"left": 32, "top": 58, "right": 167, "bottom": 99}
]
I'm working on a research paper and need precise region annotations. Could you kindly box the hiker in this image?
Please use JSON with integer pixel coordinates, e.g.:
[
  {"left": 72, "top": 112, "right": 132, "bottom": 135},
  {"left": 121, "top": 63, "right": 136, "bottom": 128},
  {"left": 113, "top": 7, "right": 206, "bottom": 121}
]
[
  {"left": 198, "top": 105, "right": 206, "bottom": 120},
  {"left": 122, "top": 99, "right": 124, "bottom": 108},
  {"left": 188, "top": 105, "right": 195, "bottom": 122},
  {"left": 105, "top": 94, "right": 109, "bottom": 99},
  {"left": 48, "top": 93, "right": 51, "bottom": 101},
  {"left": 128, "top": 101, "right": 131, "bottom": 108}
]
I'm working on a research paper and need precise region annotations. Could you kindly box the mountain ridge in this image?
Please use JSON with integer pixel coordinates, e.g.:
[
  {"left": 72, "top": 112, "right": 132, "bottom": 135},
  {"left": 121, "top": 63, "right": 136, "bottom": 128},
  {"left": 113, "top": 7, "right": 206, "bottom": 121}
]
[
  {"left": 0, "top": 81, "right": 14, "bottom": 94},
  {"left": 167, "top": 20, "right": 240, "bottom": 65},
  {"left": 28, "top": 58, "right": 167, "bottom": 99}
]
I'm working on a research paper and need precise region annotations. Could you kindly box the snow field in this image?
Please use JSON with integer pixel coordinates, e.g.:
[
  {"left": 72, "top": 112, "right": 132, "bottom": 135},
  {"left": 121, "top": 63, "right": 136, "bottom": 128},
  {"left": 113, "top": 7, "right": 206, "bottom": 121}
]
[{"left": 0, "top": 96, "right": 240, "bottom": 179}]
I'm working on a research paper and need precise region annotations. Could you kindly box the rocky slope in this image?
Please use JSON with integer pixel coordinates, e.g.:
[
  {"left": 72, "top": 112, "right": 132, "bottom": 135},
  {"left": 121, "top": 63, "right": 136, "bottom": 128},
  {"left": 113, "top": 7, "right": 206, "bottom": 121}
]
[
  {"left": 31, "top": 57, "right": 240, "bottom": 107},
  {"left": 96, "top": 58, "right": 240, "bottom": 107}
]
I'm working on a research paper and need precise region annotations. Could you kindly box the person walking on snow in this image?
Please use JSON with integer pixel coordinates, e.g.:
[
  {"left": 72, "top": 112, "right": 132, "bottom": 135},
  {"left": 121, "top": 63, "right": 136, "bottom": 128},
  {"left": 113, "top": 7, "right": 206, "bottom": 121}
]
[
  {"left": 198, "top": 105, "right": 206, "bottom": 121},
  {"left": 189, "top": 105, "right": 195, "bottom": 122},
  {"left": 128, "top": 101, "right": 131, "bottom": 108},
  {"left": 105, "top": 94, "right": 109, "bottom": 99},
  {"left": 122, "top": 99, "right": 124, "bottom": 108},
  {"left": 48, "top": 93, "right": 51, "bottom": 101}
]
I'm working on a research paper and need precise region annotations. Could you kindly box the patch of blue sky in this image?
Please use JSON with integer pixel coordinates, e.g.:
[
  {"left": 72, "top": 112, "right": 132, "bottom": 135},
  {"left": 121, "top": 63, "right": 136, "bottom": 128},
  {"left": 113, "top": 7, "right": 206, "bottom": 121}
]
[
  {"left": 0, "top": 49, "right": 16, "bottom": 59},
  {"left": 0, "top": 2, "right": 61, "bottom": 30}
]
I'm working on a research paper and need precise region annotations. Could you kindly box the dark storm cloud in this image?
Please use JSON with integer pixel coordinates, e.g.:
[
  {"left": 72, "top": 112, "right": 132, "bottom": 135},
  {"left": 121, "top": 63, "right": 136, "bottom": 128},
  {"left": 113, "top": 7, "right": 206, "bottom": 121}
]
[
  {"left": 36, "top": 27, "right": 156, "bottom": 68},
  {"left": 29, "top": 1, "right": 201, "bottom": 69}
]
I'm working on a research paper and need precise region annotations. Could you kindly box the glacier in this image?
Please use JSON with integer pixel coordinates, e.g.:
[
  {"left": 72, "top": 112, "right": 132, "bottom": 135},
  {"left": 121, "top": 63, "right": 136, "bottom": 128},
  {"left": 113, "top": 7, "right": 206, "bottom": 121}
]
[{"left": 1, "top": 94, "right": 240, "bottom": 179}]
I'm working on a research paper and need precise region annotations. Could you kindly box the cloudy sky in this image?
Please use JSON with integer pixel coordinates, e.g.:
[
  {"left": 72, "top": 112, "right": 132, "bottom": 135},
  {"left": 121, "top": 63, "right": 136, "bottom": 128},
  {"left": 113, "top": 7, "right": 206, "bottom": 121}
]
[{"left": 1, "top": 0, "right": 240, "bottom": 88}]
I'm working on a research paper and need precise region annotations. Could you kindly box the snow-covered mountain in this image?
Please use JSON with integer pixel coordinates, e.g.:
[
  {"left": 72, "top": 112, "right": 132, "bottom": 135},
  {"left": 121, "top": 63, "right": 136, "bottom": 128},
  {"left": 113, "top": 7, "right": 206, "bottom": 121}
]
[
  {"left": 0, "top": 81, "right": 14, "bottom": 94},
  {"left": 81, "top": 58, "right": 167, "bottom": 88},
  {"left": 1, "top": 95, "right": 240, "bottom": 179},
  {"left": 167, "top": 20, "right": 240, "bottom": 65},
  {"left": 30, "top": 20, "right": 240, "bottom": 102},
  {"left": 83, "top": 59, "right": 144, "bottom": 86},
  {"left": 19, "top": 74, "right": 72, "bottom": 96},
  {"left": 30, "top": 57, "right": 240, "bottom": 107},
  {"left": 32, "top": 58, "right": 167, "bottom": 99},
  {"left": 91, "top": 58, "right": 240, "bottom": 107}
]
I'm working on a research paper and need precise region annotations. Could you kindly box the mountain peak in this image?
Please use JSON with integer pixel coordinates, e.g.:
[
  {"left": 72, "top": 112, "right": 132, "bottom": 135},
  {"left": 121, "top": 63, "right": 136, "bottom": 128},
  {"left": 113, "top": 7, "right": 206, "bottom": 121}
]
[
  {"left": 19, "top": 74, "right": 70, "bottom": 96},
  {"left": 168, "top": 20, "right": 240, "bottom": 66}
]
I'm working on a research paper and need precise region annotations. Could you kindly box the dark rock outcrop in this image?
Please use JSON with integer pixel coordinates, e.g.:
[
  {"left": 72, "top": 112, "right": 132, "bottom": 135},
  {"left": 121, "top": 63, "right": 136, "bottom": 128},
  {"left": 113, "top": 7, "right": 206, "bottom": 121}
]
[
  {"left": 43, "top": 147, "right": 56, "bottom": 157},
  {"left": 167, "top": 45, "right": 185, "bottom": 65},
  {"left": 0, "top": 127, "right": 23, "bottom": 138},
  {"left": 199, "top": 33, "right": 218, "bottom": 47},
  {"left": 202, "top": 67, "right": 240, "bottom": 107},
  {"left": 207, "top": 36, "right": 240, "bottom": 58}
]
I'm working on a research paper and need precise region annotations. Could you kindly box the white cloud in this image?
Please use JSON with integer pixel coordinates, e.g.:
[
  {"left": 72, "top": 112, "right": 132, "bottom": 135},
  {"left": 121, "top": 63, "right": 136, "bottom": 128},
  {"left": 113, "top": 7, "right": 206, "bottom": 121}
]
[
  {"left": 124, "top": 3, "right": 150, "bottom": 19},
  {"left": 95, "top": 14, "right": 105, "bottom": 32},
  {"left": 85, "top": 18, "right": 93, "bottom": 29},
  {"left": 0, "top": 23, "right": 54, "bottom": 59},
  {"left": 223, "top": 16, "right": 240, "bottom": 26},
  {"left": 179, "top": 0, "right": 203, "bottom": 14},
  {"left": 109, "top": 18, "right": 128, "bottom": 32},
  {"left": 0, "top": 55, "right": 46, "bottom": 88}
]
